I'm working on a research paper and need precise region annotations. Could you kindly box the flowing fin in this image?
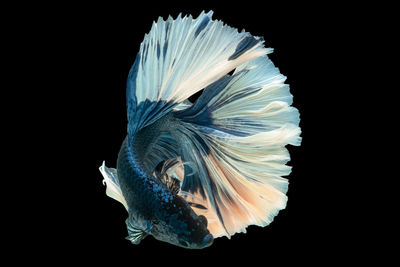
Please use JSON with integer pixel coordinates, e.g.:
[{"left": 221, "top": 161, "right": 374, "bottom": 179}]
[
  {"left": 121, "top": 11, "right": 300, "bottom": 239},
  {"left": 171, "top": 56, "right": 301, "bottom": 237},
  {"left": 126, "top": 10, "right": 269, "bottom": 137},
  {"left": 99, "top": 161, "right": 128, "bottom": 211},
  {"left": 139, "top": 55, "right": 301, "bottom": 238}
]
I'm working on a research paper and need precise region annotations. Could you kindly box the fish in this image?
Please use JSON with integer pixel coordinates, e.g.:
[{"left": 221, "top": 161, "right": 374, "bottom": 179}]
[{"left": 99, "top": 10, "right": 301, "bottom": 249}]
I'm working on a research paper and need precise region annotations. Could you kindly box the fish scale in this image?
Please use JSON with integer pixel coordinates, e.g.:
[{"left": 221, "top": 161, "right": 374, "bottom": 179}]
[
  {"left": 117, "top": 137, "right": 170, "bottom": 219},
  {"left": 117, "top": 136, "right": 200, "bottom": 230}
]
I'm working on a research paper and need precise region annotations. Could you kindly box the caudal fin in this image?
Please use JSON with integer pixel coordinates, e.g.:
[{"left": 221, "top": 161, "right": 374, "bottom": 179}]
[{"left": 172, "top": 56, "right": 301, "bottom": 237}]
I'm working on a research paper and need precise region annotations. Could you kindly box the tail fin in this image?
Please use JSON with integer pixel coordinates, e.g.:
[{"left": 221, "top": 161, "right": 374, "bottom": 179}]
[
  {"left": 123, "top": 11, "right": 301, "bottom": 238},
  {"left": 172, "top": 56, "right": 301, "bottom": 237}
]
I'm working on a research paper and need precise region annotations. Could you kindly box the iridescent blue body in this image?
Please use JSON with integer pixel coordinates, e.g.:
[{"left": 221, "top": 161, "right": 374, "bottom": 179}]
[{"left": 116, "top": 116, "right": 213, "bottom": 249}]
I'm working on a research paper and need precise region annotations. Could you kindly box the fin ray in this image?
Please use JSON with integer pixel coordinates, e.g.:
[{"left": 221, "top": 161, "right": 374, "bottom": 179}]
[
  {"left": 125, "top": 217, "right": 149, "bottom": 244},
  {"left": 126, "top": 11, "right": 269, "bottom": 137},
  {"left": 117, "top": 11, "right": 301, "bottom": 239},
  {"left": 171, "top": 56, "right": 301, "bottom": 237}
]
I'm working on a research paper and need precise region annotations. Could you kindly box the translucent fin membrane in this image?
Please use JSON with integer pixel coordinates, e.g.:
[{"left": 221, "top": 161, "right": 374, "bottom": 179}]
[
  {"left": 126, "top": 11, "right": 270, "bottom": 135},
  {"left": 99, "top": 162, "right": 128, "bottom": 211},
  {"left": 119, "top": 10, "right": 300, "bottom": 239},
  {"left": 173, "top": 56, "right": 301, "bottom": 237},
  {"left": 133, "top": 11, "right": 268, "bottom": 105}
]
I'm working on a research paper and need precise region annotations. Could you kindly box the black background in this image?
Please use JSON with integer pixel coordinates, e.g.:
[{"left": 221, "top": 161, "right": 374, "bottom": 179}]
[{"left": 17, "top": 3, "right": 369, "bottom": 264}]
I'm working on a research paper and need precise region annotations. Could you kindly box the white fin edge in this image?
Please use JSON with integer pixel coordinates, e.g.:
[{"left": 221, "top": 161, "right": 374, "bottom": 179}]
[
  {"left": 134, "top": 10, "right": 270, "bottom": 105},
  {"left": 99, "top": 161, "right": 129, "bottom": 211}
]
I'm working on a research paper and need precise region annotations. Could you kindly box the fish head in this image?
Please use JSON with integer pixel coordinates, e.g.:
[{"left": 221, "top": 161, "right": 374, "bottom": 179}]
[
  {"left": 175, "top": 213, "right": 214, "bottom": 249},
  {"left": 151, "top": 199, "right": 214, "bottom": 249}
]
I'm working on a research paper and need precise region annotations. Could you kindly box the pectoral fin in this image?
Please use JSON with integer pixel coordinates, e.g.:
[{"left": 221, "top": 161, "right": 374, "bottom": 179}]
[{"left": 125, "top": 217, "right": 149, "bottom": 245}]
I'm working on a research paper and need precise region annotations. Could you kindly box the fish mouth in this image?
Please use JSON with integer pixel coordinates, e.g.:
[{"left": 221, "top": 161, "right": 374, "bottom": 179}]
[
  {"left": 199, "top": 233, "right": 214, "bottom": 248},
  {"left": 180, "top": 233, "right": 213, "bottom": 249}
]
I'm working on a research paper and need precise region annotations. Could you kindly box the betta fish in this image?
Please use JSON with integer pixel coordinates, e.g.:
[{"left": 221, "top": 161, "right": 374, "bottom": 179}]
[{"left": 99, "top": 10, "right": 301, "bottom": 249}]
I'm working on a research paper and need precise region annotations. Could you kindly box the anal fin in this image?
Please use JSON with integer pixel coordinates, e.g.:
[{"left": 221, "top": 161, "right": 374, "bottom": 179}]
[{"left": 125, "top": 217, "right": 149, "bottom": 245}]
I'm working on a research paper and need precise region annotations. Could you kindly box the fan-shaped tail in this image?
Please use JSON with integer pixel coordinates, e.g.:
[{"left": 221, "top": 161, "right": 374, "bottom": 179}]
[
  {"left": 171, "top": 56, "right": 301, "bottom": 237},
  {"left": 118, "top": 11, "right": 301, "bottom": 238}
]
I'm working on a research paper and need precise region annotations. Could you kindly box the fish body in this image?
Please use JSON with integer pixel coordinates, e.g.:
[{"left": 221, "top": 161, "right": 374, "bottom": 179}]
[
  {"left": 100, "top": 10, "right": 301, "bottom": 249},
  {"left": 117, "top": 135, "right": 212, "bottom": 248}
]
